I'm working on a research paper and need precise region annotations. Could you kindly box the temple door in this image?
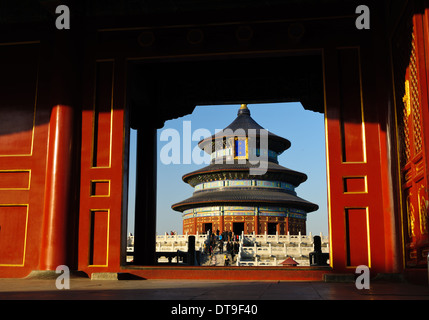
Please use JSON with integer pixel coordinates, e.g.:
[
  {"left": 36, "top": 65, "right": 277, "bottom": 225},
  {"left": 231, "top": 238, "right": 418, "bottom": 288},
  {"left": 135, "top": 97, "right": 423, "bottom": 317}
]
[
  {"left": 324, "top": 46, "right": 393, "bottom": 273},
  {"left": 397, "top": 15, "right": 429, "bottom": 268},
  {"left": 78, "top": 58, "right": 128, "bottom": 274},
  {"left": 0, "top": 42, "right": 48, "bottom": 277}
]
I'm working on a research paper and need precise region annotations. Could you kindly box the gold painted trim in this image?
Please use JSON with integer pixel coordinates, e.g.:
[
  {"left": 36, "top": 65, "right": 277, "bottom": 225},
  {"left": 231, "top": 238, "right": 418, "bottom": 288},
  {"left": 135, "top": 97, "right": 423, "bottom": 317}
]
[
  {"left": 90, "top": 59, "right": 115, "bottom": 169},
  {"left": 0, "top": 41, "right": 40, "bottom": 46},
  {"left": 98, "top": 15, "right": 357, "bottom": 32},
  {"left": 321, "top": 48, "right": 334, "bottom": 268},
  {"left": 0, "top": 204, "right": 29, "bottom": 267},
  {"left": 337, "top": 46, "right": 367, "bottom": 164},
  {"left": 0, "top": 42, "right": 39, "bottom": 158},
  {"left": 126, "top": 48, "right": 322, "bottom": 62},
  {"left": 90, "top": 180, "right": 111, "bottom": 197},
  {"left": 344, "top": 207, "right": 371, "bottom": 268},
  {"left": 357, "top": 46, "right": 368, "bottom": 164},
  {"left": 0, "top": 170, "right": 31, "bottom": 190},
  {"left": 89, "top": 60, "right": 97, "bottom": 168},
  {"left": 389, "top": 28, "right": 408, "bottom": 270},
  {"left": 342, "top": 175, "right": 368, "bottom": 194},
  {"left": 233, "top": 137, "right": 248, "bottom": 160},
  {"left": 366, "top": 207, "right": 372, "bottom": 268},
  {"left": 88, "top": 209, "right": 110, "bottom": 267},
  {"left": 418, "top": 184, "right": 428, "bottom": 235}
]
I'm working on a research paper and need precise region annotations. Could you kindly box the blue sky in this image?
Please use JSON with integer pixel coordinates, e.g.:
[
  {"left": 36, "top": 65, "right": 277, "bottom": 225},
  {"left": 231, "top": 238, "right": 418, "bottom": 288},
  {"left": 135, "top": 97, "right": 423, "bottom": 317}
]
[{"left": 128, "top": 102, "right": 329, "bottom": 236}]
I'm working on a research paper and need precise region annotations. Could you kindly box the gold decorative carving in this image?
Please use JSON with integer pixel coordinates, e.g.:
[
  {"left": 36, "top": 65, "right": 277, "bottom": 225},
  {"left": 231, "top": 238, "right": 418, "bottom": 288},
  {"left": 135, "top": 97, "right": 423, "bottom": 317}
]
[
  {"left": 418, "top": 185, "right": 428, "bottom": 235},
  {"left": 402, "top": 79, "right": 411, "bottom": 118},
  {"left": 406, "top": 193, "right": 415, "bottom": 238}
]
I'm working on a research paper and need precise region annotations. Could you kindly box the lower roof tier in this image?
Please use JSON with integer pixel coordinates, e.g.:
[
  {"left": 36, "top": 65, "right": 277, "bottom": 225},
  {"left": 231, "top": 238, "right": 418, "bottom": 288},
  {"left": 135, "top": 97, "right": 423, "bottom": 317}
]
[{"left": 171, "top": 188, "right": 318, "bottom": 213}]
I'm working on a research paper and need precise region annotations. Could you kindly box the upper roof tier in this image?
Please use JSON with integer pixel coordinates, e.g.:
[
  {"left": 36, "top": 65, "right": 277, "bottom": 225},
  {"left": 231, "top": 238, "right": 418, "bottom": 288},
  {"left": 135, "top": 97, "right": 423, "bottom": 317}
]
[
  {"left": 182, "top": 160, "right": 308, "bottom": 187},
  {"left": 198, "top": 104, "right": 291, "bottom": 155}
]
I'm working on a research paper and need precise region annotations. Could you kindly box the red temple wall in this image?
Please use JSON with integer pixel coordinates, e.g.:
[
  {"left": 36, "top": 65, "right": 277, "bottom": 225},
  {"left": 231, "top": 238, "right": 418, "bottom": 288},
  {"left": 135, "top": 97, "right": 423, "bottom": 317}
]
[{"left": 0, "top": 42, "right": 49, "bottom": 277}]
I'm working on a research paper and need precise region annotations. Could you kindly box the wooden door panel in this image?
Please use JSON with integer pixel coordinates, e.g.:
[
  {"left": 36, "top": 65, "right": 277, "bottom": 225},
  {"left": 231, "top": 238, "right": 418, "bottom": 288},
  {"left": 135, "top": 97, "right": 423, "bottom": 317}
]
[
  {"left": 325, "top": 46, "right": 388, "bottom": 272},
  {"left": 397, "top": 16, "right": 429, "bottom": 267}
]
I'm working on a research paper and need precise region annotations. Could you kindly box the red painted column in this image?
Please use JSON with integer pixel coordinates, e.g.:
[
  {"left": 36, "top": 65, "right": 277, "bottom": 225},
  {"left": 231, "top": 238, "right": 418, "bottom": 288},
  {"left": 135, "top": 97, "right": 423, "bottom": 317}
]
[
  {"left": 253, "top": 209, "right": 258, "bottom": 234},
  {"left": 39, "top": 105, "right": 74, "bottom": 270}
]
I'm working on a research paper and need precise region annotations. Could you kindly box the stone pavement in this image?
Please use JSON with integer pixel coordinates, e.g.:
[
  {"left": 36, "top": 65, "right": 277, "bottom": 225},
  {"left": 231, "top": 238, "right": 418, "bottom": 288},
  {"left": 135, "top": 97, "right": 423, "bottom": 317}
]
[{"left": 0, "top": 277, "right": 428, "bottom": 300}]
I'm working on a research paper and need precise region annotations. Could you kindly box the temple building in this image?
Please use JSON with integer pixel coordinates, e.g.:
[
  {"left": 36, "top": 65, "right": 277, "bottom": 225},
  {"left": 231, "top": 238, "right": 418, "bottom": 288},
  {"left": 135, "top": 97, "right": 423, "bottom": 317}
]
[{"left": 172, "top": 105, "right": 318, "bottom": 235}]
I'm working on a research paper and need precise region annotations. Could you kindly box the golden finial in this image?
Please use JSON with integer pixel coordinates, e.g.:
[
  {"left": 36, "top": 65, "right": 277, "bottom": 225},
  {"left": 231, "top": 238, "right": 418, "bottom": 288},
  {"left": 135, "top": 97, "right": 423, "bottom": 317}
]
[{"left": 238, "top": 103, "right": 250, "bottom": 116}]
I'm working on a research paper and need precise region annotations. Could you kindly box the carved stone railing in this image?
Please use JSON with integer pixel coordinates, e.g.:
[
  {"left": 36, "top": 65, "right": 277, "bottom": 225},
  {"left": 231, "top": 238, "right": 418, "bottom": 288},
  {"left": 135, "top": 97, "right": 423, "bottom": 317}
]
[
  {"left": 237, "top": 232, "right": 329, "bottom": 266},
  {"left": 126, "top": 231, "right": 330, "bottom": 265}
]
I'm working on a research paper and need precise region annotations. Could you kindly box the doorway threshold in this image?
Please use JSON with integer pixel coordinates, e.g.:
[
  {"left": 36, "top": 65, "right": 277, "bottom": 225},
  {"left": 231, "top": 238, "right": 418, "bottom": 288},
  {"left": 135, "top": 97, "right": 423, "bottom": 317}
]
[{"left": 120, "top": 265, "right": 333, "bottom": 281}]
